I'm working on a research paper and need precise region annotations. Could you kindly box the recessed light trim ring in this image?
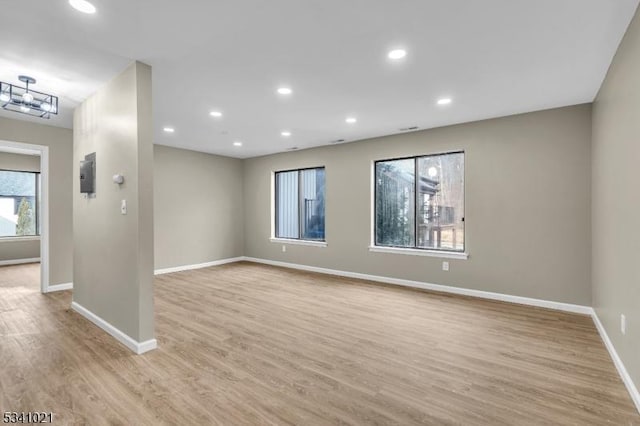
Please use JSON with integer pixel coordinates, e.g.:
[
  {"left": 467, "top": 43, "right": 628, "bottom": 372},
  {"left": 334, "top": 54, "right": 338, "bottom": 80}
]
[{"left": 69, "top": 0, "right": 97, "bottom": 14}]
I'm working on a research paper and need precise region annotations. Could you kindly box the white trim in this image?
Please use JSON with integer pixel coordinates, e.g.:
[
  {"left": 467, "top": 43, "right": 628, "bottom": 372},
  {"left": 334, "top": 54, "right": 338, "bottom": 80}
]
[
  {"left": 270, "top": 238, "right": 327, "bottom": 247},
  {"left": 591, "top": 311, "right": 640, "bottom": 413},
  {"left": 270, "top": 171, "right": 276, "bottom": 239},
  {"left": 154, "top": 257, "right": 245, "bottom": 275},
  {"left": 0, "top": 140, "right": 49, "bottom": 293},
  {"left": 40, "top": 146, "right": 49, "bottom": 294},
  {"left": 0, "top": 257, "right": 40, "bottom": 266},
  {"left": 242, "top": 257, "right": 592, "bottom": 315},
  {"left": 0, "top": 236, "right": 41, "bottom": 243},
  {"left": 369, "top": 245, "right": 468, "bottom": 260},
  {"left": 71, "top": 301, "right": 157, "bottom": 355},
  {"left": 149, "top": 255, "right": 640, "bottom": 412},
  {"left": 45, "top": 282, "right": 73, "bottom": 292}
]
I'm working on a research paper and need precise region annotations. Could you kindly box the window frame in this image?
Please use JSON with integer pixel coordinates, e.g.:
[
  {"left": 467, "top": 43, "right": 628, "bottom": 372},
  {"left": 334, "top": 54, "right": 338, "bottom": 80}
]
[
  {"left": 0, "top": 168, "right": 41, "bottom": 239},
  {"left": 372, "top": 151, "right": 466, "bottom": 256},
  {"left": 273, "top": 166, "right": 326, "bottom": 244}
]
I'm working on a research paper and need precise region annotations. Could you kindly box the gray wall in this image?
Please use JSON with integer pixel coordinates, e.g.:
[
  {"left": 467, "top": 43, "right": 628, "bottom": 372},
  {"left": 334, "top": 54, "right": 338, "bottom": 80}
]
[
  {"left": 154, "top": 145, "right": 244, "bottom": 270},
  {"left": 0, "top": 152, "right": 40, "bottom": 172},
  {"left": 0, "top": 152, "right": 41, "bottom": 261},
  {"left": 0, "top": 117, "right": 73, "bottom": 285},
  {"left": 73, "top": 61, "right": 155, "bottom": 343},
  {"left": 592, "top": 5, "right": 640, "bottom": 395},
  {"left": 244, "top": 105, "right": 592, "bottom": 305}
]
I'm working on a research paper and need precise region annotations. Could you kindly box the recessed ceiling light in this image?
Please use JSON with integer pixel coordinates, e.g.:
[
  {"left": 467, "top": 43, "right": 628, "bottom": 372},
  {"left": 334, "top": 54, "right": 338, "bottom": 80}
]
[
  {"left": 345, "top": 117, "right": 357, "bottom": 124},
  {"left": 233, "top": 141, "right": 243, "bottom": 147},
  {"left": 277, "top": 87, "right": 292, "bottom": 95},
  {"left": 281, "top": 131, "right": 291, "bottom": 137},
  {"left": 388, "top": 49, "right": 407, "bottom": 60},
  {"left": 163, "top": 127, "right": 175, "bottom": 133},
  {"left": 437, "top": 98, "right": 452, "bottom": 105},
  {"left": 69, "top": 0, "right": 96, "bottom": 14},
  {"left": 210, "top": 111, "right": 222, "bottom": 117}
]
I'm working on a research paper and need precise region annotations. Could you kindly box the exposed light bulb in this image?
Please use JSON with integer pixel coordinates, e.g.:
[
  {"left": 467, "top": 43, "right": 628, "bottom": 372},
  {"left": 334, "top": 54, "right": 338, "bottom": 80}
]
[
  {"left": 41, "top": 102, "right": 52, "bottom": 112},
  {"left": 428, "top": 167, "right": 438, "bottom": 178},
  {"left": 20, "top": 105, "right": 30, "bottom": 113},
  {"left": 22, "top": 92, "right": 34, "bottom": 103}
]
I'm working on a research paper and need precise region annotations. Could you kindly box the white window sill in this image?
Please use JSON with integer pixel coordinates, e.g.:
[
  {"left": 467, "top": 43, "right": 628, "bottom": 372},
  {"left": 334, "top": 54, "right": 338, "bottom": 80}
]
[
  {"left": 0, "top": 236, "right": 40, "bottom": 243},
  {"left": 368, "top": 245, "right": 468, "bottom": 260},
  {"left": 270, "top": 238, "right": 327, "bottom": 248}
]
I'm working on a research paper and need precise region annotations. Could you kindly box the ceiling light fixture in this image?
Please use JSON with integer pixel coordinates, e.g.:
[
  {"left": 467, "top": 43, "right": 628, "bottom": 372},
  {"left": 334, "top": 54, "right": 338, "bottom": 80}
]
[
  {"left": 210, "top": 111, "right": 222, "bottom": 117},
  {"left": 345, "top": 117, "right": 357, "bottom": 124},
  {"left": 69, "top": 0, "right": 96, "bottom": 14},
  {"left": 233, "top": 141, "right": 243, "bottom": 147},
  {"left": 277, "top": 87, "right": 292, "bottom": 95},
  {"left": 163, "top": 127, "right": 175, "bottom": 133},
  {"left": 281, "top": 131, "right": 291, "bottom": 137},
  {"left": 388, "top": 49, "right": 407, "bottom": 60},
  {"left": 437, "top": 98, "right": 452, "bottom": 105},
  {"left": 0, "top": 76, "right": 59, "bottom": 119}
]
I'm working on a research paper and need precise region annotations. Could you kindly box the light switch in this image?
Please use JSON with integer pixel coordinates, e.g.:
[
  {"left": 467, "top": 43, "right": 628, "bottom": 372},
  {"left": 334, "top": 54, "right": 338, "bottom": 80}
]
[{"left": 121, "top": 199, "right": 127, "bottom": 215}]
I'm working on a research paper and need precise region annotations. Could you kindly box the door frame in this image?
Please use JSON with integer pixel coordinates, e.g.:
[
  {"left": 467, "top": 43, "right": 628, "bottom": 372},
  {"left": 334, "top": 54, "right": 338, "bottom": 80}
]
[{"left": 0, "top": 139, "right": 50, "bottom": 293}]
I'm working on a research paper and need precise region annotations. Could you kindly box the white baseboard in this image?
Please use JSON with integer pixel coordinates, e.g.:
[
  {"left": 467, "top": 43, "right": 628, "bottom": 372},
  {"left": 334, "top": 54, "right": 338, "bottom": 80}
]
[
  {"left": 71, "top": 301, "right": 157, "bottom": 355},
  {"left": 242, "top": 256, "right": 639, "bottom": 413},
  {"left": 154, "top": 257, "right": 245, "bottom": 275},
  {"left": 592, "top": 311, "right": 640, "bottom": 413},
  {"left": 0, "top": 257, "right": 40, "bottom": 267},
  {"left": 242, "top": 257, "right": 592, "bottom": 315},
  {"left": 46, "top": 282, "right": 73, "bottom": 292}
]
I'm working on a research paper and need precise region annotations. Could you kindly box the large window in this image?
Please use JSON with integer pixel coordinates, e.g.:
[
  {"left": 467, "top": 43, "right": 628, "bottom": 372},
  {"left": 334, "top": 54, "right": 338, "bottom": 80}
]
[
  {"left": 0, "top": 170, "right": 40, "bottom": 238},
  {"left": 275, "top": 167, "right": 325, "bottom": 241},
  {"left": 375, "top": 152, "right": 464, "bottom": 252}
]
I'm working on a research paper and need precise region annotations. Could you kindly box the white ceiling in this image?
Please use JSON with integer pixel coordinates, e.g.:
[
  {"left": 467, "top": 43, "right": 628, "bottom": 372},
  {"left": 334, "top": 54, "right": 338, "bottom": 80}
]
[{"left": 0, "top": 0, "right": 638, "bottom": 158}]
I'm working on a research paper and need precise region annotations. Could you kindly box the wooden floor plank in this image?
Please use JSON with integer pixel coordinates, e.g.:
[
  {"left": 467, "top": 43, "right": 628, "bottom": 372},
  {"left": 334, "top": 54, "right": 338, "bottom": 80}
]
[{"left": 0, "top": 262, "right": 638, "bottom": 425}]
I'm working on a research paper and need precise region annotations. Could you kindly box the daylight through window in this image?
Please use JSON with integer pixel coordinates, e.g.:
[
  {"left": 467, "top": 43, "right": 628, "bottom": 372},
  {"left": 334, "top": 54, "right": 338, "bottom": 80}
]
[
  {"left": 0, "top": 170, "right": 40, "bottom": 238},
  {"left": 375, "top": 152, "right": 464, "bottom": 252},
  {"left": 275, "top": 167, "right": 325, "bottom": 241}
]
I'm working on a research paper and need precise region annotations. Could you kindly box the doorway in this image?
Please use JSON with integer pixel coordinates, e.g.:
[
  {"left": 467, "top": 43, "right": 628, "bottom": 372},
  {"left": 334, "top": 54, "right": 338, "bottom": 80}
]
[{"left": 0, "top": 140, "right": 50, "bottom": 293}]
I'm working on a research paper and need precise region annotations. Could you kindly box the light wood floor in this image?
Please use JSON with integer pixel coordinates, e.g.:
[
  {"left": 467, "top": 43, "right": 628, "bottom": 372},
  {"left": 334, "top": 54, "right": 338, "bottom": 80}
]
[{"left": 0, "top": 262, "right": 638, "bottom": 425}]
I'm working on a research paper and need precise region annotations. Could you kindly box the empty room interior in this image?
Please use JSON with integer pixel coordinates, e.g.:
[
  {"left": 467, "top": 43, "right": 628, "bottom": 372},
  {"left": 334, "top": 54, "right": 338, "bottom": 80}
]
[{"left": 1, "top": 0, "right": 640, "bottom": 424}]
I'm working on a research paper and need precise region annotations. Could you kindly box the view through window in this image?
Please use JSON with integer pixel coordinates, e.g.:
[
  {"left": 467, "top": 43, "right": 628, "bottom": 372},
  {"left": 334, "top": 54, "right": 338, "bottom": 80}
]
[
  {"left": 275, "top": 167, "right": 325, "bottom": 241},
  {"left": 0, "top": 170, "right": 40, "bottom": 238},
  {"left": 375, "top": 152, "right": 464, "bottom": 251}
]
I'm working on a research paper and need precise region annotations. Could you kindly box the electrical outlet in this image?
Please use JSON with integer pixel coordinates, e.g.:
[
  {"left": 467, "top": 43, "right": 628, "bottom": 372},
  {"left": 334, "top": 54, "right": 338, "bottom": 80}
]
[
  {"left": 621, "top": 314, "right": 626, "bottom": 335},
  {"left": 282, "top": 245, "right": 286, "bottom": 253},
  {"left": 442, "top": 261, "right": 449, "bottom": 272}
]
